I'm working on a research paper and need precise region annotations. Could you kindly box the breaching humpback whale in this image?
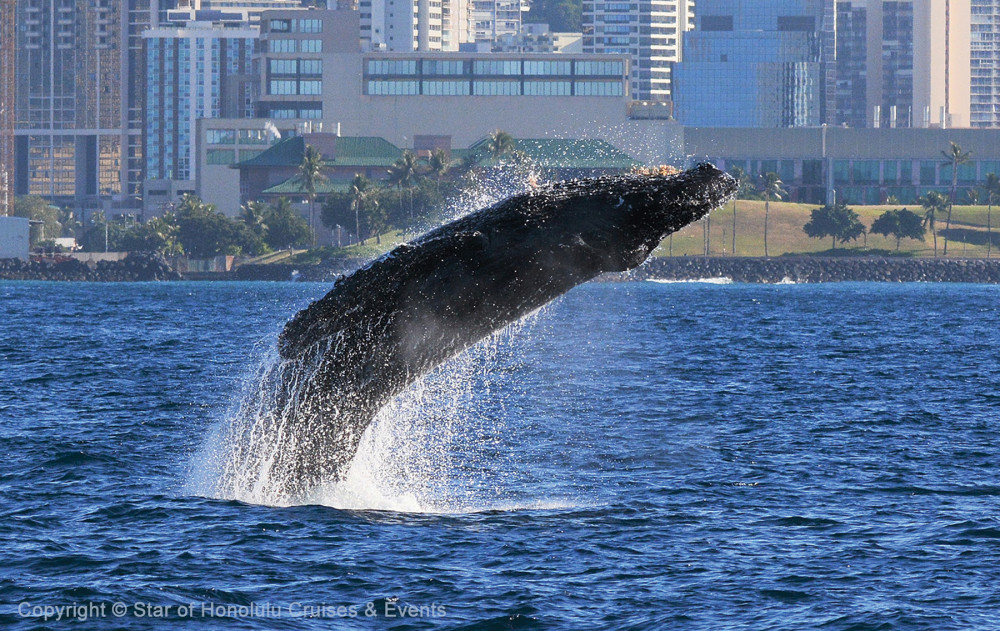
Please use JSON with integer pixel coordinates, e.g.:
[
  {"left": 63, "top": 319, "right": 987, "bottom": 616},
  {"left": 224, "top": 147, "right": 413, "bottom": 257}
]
[{"left": 250, "top": 163, "right": 737, "bottom": 499}]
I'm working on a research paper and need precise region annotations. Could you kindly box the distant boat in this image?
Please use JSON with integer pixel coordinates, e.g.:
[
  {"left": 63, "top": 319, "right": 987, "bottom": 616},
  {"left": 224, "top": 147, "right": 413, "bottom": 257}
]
[{"left": 290, "top": 269, "right": 301, "bottom": 282}]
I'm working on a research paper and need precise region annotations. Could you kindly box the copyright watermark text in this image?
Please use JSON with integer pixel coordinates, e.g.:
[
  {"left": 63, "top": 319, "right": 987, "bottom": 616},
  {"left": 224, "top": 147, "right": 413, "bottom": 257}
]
[{"left": 17, "top": 599, "right": 446, "bottom": 621}]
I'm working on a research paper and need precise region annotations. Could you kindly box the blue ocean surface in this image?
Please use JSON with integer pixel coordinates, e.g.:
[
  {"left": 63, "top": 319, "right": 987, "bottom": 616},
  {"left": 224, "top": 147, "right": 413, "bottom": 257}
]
[{"left": 2, "top": 280, "right": 1000, "bottom": 630}]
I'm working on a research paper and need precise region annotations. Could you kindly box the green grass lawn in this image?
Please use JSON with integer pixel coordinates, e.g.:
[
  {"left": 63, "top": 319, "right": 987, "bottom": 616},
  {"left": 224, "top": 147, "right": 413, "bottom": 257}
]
[{"left": 655, "top": 200, "right": 1000, "bottom": 258}]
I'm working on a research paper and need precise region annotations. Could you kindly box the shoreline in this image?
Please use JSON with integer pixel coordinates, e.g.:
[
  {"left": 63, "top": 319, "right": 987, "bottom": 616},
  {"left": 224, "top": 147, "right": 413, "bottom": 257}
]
[
  {"left": 602, "top": 256, "right": 1000, "bottom": 284},
  {"left": 5, "top": 255, "right": 1000, "bottom": 283}
]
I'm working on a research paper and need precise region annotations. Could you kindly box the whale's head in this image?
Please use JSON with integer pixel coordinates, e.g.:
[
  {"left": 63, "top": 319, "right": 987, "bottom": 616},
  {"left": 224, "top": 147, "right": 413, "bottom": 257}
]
[
  {"left": 619, "top": 162, "right": 739, "bottom": 238},
  {"left": 539, "top": 162, "right": 739, "bottom": 273}
]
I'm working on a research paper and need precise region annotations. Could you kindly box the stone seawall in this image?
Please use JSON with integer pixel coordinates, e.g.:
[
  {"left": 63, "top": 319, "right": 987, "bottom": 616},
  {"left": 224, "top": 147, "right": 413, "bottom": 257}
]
[
  {"left": 0, "top": 253, "right": 181, "bottom": 281},
  {"left": 606, "top": 257, "right": 1000, "bottom": 284}
]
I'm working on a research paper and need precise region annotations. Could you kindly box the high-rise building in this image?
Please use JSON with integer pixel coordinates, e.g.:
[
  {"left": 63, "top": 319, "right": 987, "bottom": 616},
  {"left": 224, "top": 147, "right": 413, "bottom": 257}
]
[
  {"left": 361, "top": 0, "right": 470, "bottom": 51},
  {"left": 142, "top": 11, "right": 258, "bottom": 210},
  {"left": 672, "top": 0, "right": 837, "bottom": 127},
  {"left": 583, "top": 0, "right": 694, "bottom": 101},
  {"left": 834, "top": 0, "right": 971, "bottom": 129},
  {"left": 970, "top": 0, "right": 1000, "bottom": 127},
  {"left": 472, "top": 0, "right": 530, "bottom": 43},
  {"left": 15, "top": 0, "right": 151, "bottom": 212},
  {"left": 0, "top": 0, "right": 14, "bottom": 216}
]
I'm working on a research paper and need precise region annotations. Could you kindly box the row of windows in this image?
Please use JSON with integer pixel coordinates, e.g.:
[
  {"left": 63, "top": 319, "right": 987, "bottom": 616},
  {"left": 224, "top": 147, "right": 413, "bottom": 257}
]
[
  {"left": 268, "top": 58, "right": 323, "bottom": 76},
  {"left": 266, "top": 107, "right": 322, "bottom": 119},
  {"left": 268, "top": 18, "right": 322, "bottom": 34},
  {"left": 365, "top": 58, "right": 625, "bottom": 78},
  {"left": 269, "top": 79, "right": 322, "bottom": 95},
  {"left": 366, "top": 80, "right": 624, "bottom": 97},
  {"left": 205, "top": 128, "right": 273, "bottom": 145},
  {"left": 268, "top": 38, "right": 322, "bottom": 54}
]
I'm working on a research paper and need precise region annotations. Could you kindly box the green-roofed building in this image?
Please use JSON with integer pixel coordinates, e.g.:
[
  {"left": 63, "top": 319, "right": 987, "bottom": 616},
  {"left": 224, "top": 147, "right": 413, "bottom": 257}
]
[{"left": 232, "top": 133, "right": 405, "bottom": 205}]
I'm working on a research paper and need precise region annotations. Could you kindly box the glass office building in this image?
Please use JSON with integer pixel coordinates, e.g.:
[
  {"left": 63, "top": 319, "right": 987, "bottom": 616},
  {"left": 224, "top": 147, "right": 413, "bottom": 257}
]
[
  {"left": 15, "top": 0, "right": 150, "bottom": 210},
  {"left": 672, "top": 0, "right": 836, "bottom": 127}
]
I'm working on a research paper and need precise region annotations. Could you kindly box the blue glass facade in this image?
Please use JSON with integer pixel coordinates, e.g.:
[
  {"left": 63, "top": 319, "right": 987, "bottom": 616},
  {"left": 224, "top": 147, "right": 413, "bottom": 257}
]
[
  {"left": 145, "top": 29, "right": 257, "bottom": 182},
  {"left": 673, "top": 0, "right": 836, "bottom": 127}
]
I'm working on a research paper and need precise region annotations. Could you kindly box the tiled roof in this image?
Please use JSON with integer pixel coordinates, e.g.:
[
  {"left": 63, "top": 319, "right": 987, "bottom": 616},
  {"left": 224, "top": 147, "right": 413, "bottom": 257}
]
[
  {"left": 262, "top": 176, "right": 354, "bottom": 195},
  {"left": 234, "top": 136, "right": 306, "bottom": 167},
  {"left": 233, "top": 136, "right": 403, "bottom": 169},
  {"left": 323, "top": 137, "right": 403, "bottom": 167}
]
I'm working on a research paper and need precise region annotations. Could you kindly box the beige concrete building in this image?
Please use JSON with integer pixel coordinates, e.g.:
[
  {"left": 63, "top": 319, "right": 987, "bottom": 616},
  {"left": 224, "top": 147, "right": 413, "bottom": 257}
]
[
  {"left": 913, "top": 0, "right": 970, "bottom": 128},
  {"left": 836, "top": 0, "right": 975, "bottom": 128}
]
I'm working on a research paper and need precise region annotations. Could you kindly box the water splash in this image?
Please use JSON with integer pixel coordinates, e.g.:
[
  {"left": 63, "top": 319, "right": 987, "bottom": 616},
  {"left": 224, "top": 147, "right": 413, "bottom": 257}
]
[{"left": 189, "top": 312, "right": 554, "bottom": 513}]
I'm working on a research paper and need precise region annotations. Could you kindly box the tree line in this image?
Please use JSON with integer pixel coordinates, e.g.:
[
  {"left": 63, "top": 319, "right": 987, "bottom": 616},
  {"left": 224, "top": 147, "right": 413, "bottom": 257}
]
[{"left": 9, "top": 130, "right": 523, "bottom": 258}]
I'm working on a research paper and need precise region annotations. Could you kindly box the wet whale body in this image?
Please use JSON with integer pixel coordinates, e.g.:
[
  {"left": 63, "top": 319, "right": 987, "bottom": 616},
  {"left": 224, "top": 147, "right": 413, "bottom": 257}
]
[{"left": 248, "top": 163, "right": 737, "bottom": 500}]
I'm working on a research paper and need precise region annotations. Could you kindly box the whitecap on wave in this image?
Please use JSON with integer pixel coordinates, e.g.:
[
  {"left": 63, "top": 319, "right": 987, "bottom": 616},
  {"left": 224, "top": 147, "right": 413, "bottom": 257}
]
[{"left": 647, "top": 277, "right": 733, "bottom": 285}]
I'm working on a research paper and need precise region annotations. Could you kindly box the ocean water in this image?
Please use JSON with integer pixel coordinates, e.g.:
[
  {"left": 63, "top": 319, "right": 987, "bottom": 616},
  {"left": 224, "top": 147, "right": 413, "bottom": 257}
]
[{"left": 3, "top": 280, "right": 1000, "bottom": 630}]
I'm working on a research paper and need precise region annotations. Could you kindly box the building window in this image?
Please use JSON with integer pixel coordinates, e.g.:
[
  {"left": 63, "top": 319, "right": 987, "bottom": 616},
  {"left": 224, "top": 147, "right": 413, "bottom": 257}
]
[
  {"left": 367, "top": 59, "right": 418, "bottom": 75},
  {"left": 299, "top": 80, "right": 322, "bottom": 95},
  {"left": 269, "top": 19, "right": 291, "bottom": 32},
  {"left": 206, "top": 129, "right": 236, "bottom": 144},
  {"left": 299, "top": 59, "right": 323, "bottom": 76},
  {"left": 524, "top": 60, "right": 571, "bottom": 76},
  {"left": 239, "top": 129, "right": 268, "bottom": 144},
  {"left": 422, "top": 80, "right": 470, "bottom": 95},
  {"left": 367, "top": 80, "right": 420, "bottom": 95},
  {"left": 300, "top": 39, "right": 322, "bottom": 53},
  {"left": 239, "top": 149, "right": 263, "bottom": 162},
  {"left": 473, "top": 59, "right": 521, "bottom": 75},
  {"left": 473, "top": 80, "right": 521, "bottom": 95},
  {"left": 269, "top": 59, "right": 298, "bottom": 75},
  {"left": 206, "top": 149, "right": 236, "bottom": 165},
  {"left": 298, "top": 19, "right": 322, "bottom": 33},
  {"left": 573, "top": 81, "right": 623, "bottom": 96},
  {"left": 269, "top": 80, "right": 298, "bottom": 95},
  {"left": 574, "top": 60, "right": 624, "bottom": 76},
  {"left": 422, "top": 59, "right": 465, "bottom": 75},
  {"left": 269, "top": 38, "right": 295, "bottom": 53},
  {"left": 524, "top": 80, "right": 572, "bottom": 95}
]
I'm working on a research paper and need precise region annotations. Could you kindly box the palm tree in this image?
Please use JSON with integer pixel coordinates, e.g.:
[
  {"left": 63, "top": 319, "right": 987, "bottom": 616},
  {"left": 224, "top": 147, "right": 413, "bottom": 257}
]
[
  {"left": 728, "top": 166, "right": 746, "bottom": 256},
  {"left": 387, "top": 150, "right": 419, "bottom": 219},
  {"left": 759, "top": 172, "right": 786, "bottom": 258},
  {"left": 940, "top": 141, "right": 972, "bottom": 256},
  {"left": 920, "top": 191, "right": 948, "bottom": 257},
  {"left": 349, "top": 174, "right": 373, "bottom": 245},
  {"left": 983, "top": 173, "right": 1000, "bottom": 259},
  {"left": 240, "top": 201, "right": 269, "bottom": 239},
  {"left": 487, "top": 129, "right": 516, "bottom": 163},
  {"left": 297, "top": 144, "right": 327, "bottom": 246},
  {"left": 428, "top": 148, "right": 450, "bottom": 192}
]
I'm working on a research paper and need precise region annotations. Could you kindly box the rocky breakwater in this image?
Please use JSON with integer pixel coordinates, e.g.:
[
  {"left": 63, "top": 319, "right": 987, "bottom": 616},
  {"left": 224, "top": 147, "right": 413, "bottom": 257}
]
[
  {"left": 610, "top": 256, "right": 1000, "bottom": 284},
  {"left": 0, "top": 252, "right": 181, "bottom": 281}
]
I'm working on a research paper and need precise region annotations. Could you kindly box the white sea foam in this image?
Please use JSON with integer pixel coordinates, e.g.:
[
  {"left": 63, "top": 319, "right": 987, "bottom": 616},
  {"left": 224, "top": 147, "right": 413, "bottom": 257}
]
[{"left": 647, "top": 277, "right": 733, "bottom": 285}]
